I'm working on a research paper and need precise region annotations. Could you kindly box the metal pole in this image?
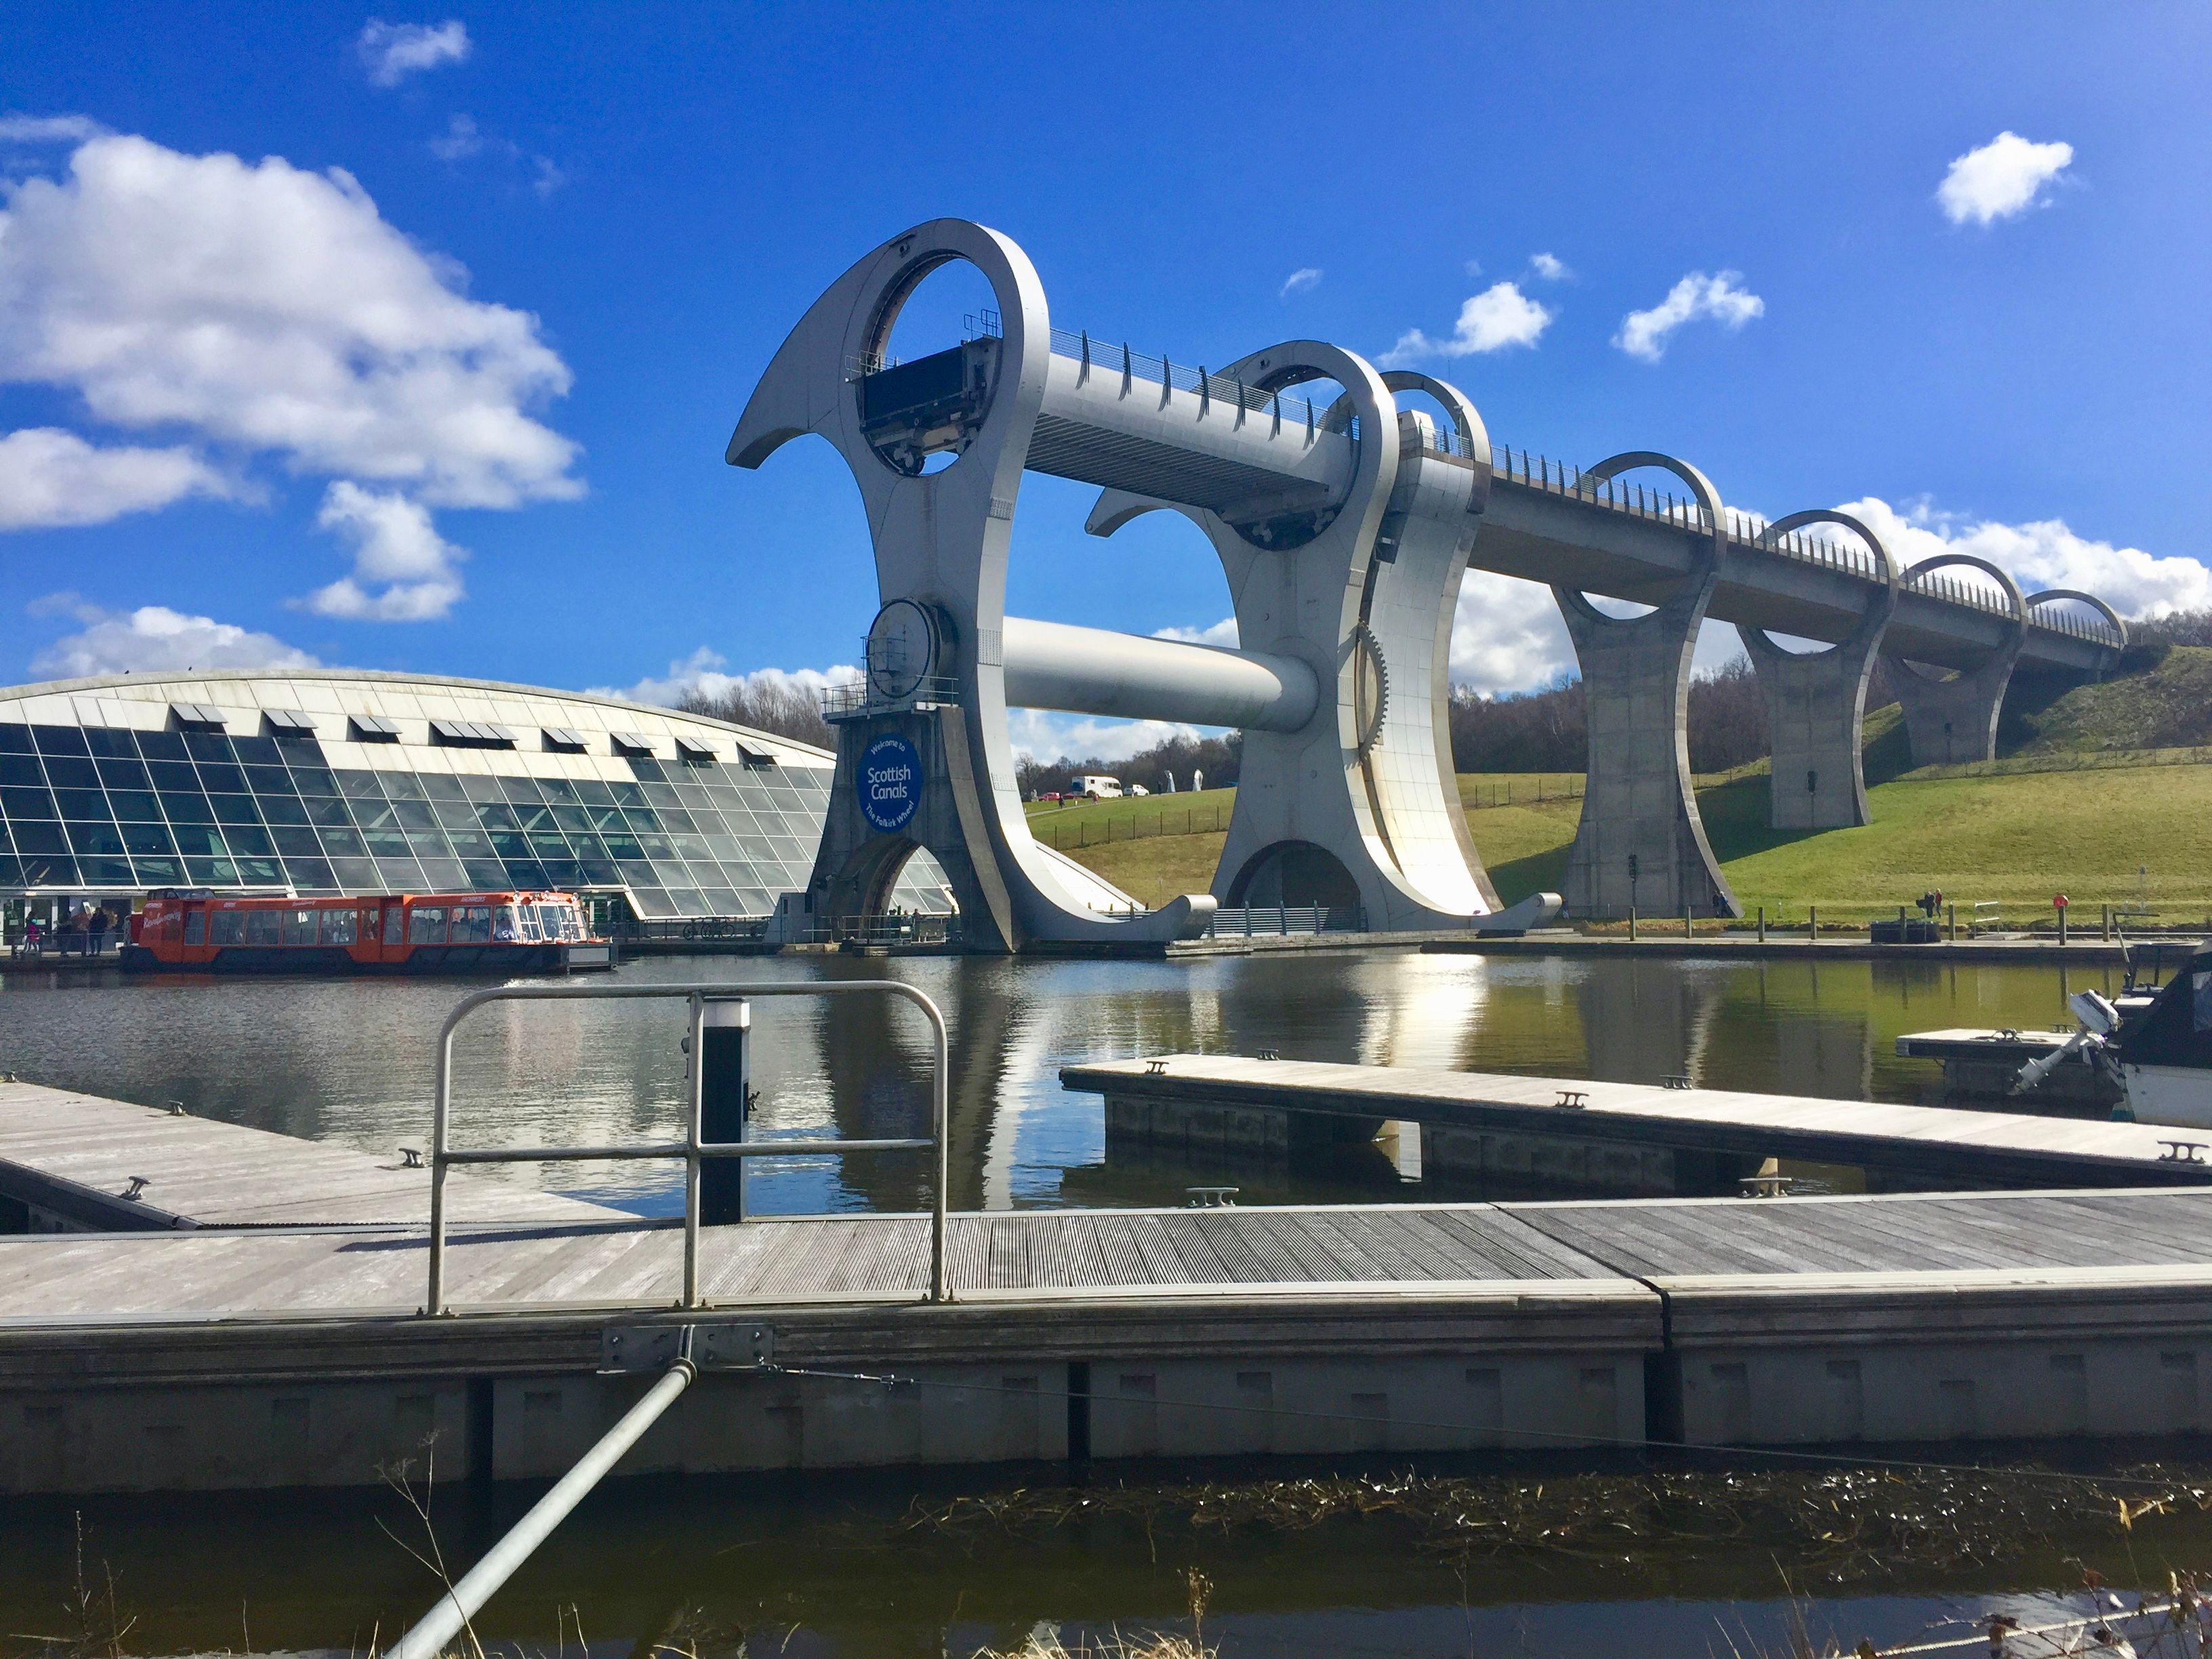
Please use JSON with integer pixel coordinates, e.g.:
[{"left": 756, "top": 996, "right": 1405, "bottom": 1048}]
[
  {"left": 929, "top": 986, "right": 949, "bottom": 1305},
  {"left": 383, "top": 1354, "right": 697, "bottom": 1659},
  {"left": 1757, "top": 905, "right": 1765, "bottom": 943},
  {"left": 427, "top": 1020, "right": 457, "bottom": 1315},
  {"left": 1628, "top": 907, "right": 1637, "bottom": 942},
  {"left": 1808, "top": 905, "right": 1818, "bottom": 941},
  {"left": 683, "top": 991, "right": 704, "bottom": 1309}
]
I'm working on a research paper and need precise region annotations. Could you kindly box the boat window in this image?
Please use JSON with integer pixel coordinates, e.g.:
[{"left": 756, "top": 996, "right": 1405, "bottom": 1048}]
[
  {"left": 184, "top": 910, "right": 204, "bottom": 945},
  {"left": 209, "top": 911, "right": 243, "bottom": 945},
  {"left": 243, "top": 909, "right": 281, "bottom": 945},
  {"left": 535, "top": 903, "right": 581, "bottom": 941},
  {"left": 384, "top": 906, "right": 404, "bottom": 945},
  {"left": 281, "top": 908, "right": 318, "bottom": 945},
  {"left": 492, "top": 905, "right": 522, "bottom": 943},
  {"left": 408, "top": 905, "right": 448, "bottom": 944},
  {"left": 516, "top": 905, "right": 545, "bottom": 941},
  {"left": 450, "top": 905, "right": 492, "bottom": 943},
  {"left": 321, "top": 908, "right": 356, "bottom": 946}
]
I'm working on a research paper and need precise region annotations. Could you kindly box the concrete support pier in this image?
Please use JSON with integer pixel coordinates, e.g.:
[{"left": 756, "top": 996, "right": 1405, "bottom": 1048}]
[
  {"left": 1739, "top": 510, "right": 1898, "bottom": 830},
  {"left": 1882, "top": 554, "right": 2028, "bottom": 767},
  {"left": 1555, "top": 453, "right": 1740, "bottom": 920}
]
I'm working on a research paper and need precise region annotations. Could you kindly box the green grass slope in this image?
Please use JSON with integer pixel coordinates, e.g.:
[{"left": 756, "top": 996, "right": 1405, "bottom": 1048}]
[{"left": 2005, "top": 645, "right": 2212, "bottom": 755}]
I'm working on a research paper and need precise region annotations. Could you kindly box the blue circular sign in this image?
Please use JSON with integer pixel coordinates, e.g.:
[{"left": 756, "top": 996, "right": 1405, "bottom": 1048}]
[{"left": 858, "top": 734, "right": 922, "bottom": 834}]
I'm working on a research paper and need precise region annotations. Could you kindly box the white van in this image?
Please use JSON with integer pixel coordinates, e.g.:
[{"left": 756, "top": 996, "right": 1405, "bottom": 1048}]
[{"left": 1078, "top": 775, "right": 1122, "bottom": 800}]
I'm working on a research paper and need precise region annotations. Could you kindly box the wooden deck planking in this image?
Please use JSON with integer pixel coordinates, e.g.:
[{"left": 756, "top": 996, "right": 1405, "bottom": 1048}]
[
  {"left": 0, "top": 1081, "right": 619, "bottom": 1229},
  {"left": 1064, "top": 1057, "right": 2212, "bottom": 1184}
]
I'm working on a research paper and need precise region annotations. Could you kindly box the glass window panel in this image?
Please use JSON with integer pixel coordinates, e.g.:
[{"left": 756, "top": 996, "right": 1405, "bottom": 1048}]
[
  {"left": 329, "top": 857, "right": 382, "bottom": 890},
  {"left": 211, "top": 795, "right": 264, "bottom": 825},
  {"left": 665, "top": 888, "right": 707, "bottom": 916},
  {"left": 634, "top": 834, "right": 676, "bottom": 860},
  {"left": 241, "top": 765, "right": 294, "bottom": 794},
  {"left": 432, "top": 798, "right": 479, "bottom": 830},
  {"left": 703, "top": 835, "right": 744, "bottom": 859},
  {"left": 733, "top": 888, "right": 775, "bottom": 914},
  {"left": 419, "top": 774, "right": 468, "bottom": 802},
  {"left": 66, "top": 823, "right": 127, "bottom": 857},
  {"left": 79, "top": 856, "right": 134, "bottom": 886},
  {"left": 642, "top": 783, "right": 682, "bottom": 810},
  {"left": 548, "top": 804, "right": 593, "bottom": 834},
  {"left": 33, "top": 724, "right": 90, "bottom": 756},
  {"left": 184, "top": 857, "right": 236, "bottom": 885},
  {"left": 316, "top": 825, "right": 368, "bottom": 857},
  {"left": 287, "top": 765, "right": 337, "bottom": 795},
  {"left": 0, "top": 723, "right": 32, "bottom": 752},
  {"left": 699, "top": 889, "right": 741, "bottom": 915},
  {"left": 272, "top": 735, "right": 324, "bottom": 766},
  {"left": 224, "top": 825, "right": 275, "bottom": 857},
  {"left": 503, "top": 861, "right": 549, "bottom": 888},
  {"left": 391, "top": 799, "right": 439, "bottom": 830},
  {"left": 537, "top": 777, "right": 579, "bottom": 803},
  {"left": 177, "top": 732, "right": 231, "bottom": 762},
  {"left": 615, "top": 859, "right": 658, "bottom": 886},
  {"left": 319, "top": 905, "right": 357, "bottom": 943},
  {"left": 674, "top": 784, "right": 714, "bottom": 810},
  {"left": 131, "top": 857, "right": 182, "bottom": 885},
  {"left": 526, "top": 832, "right": 572, "bottom": 860},
  {"left": 95, "top": 757, "right": 152, "bottom": 791},
  {"left": 381, "top": 772, "right": 427, "bottom": 800},
  {"left": 9, "top": 822, "right": 66, "bottom": 855},
  {"left": 53, "top": 788, "right": 110, "bottom": 820},
  {"left": 720, "top": 861, "right": 759, "bottom": 887},
  {"left": 352, "top": 800, "right": 398, "bottom": 830},
  {"left": 134, "top": 730, "right": 188, "bottom": 761},
  {"left": 628, "top": 759, "right": 667, "bottom": 783},
  {"left": 374, "top": 857, "right": 426, "bottom": 889},
  {"left": 43, "top": 755, "right": 100, "bottom": 790},
  {"left": 630, "top": 888, "right": 676, "bottom": 918},
  {"left": 670, "top": 834, "right": 713, "bottom": 861},
  {"left": 231, "top": 736, "right": 281, "bottom": 766},
  {"left": 609, "top": 781, "right": 647, "bottom": 809},
  {"left": 208, "top": 909, "right": 244, "bottom": 944},
  {"left": 407, "top": 905, "right": 448, "bottom": 943},
  {"left": 105, "top": 788, "right": 161, "bottom": 821},
  {"left": 281, "top": 907, "right": 319, "bottom": 945},
  {"left": 18, "top": 852, "right": 79, "bottom": 884},
  {"left": 585, "top": 803, "right": 625, "bottom": 832},
  {"left": 159, "top": 791, "right": 216, "bottom": 824},
  {"left": 405, "top": 830, "right": 455, "bottom": 859},
  {"left": 287, "top": 864, "right": 340, "bottom": 895},
  {"left": 487, "top": 830, "right": 530, "bottom": 859},
  {"left": 578, "top": 859, "right": 621, "bottom": 884},
  {"left": 622, "top": 808, "right": 663, "bottom": 834},
  {"left": 459, "top": 774, "right": 506, "bottom": 802},
  {"left": 362, "top": 830, "right": 412, "bottom": 858},
  {"left": 0, "top": 754, "right": 45, "bottom": 787},
  {"left": 146, "top": 759, "right": 201, "bottom": 791},
  {"left": 243, "top": 908, "right": 281, "bottom": 945},
  {"left": 512, "top": 804, "right": 554, "bottom": 831},
  {"left": 657, "top": 808, "right": 699, "bottom": 834},
  {"left": 255, "top": 793, "right": 310, "bottom": 826},
  {"left": 336, "top": 770, "right": 386, "bottom": 800},
  {"left": 234, "top": 856, "right": 284, "bottom": 886},
  {"left": 195, "top": 762, "right": 249, "bottom": 795},
  {"left": 270, "top": 826, "right": 324, "bottom": 857},
  {"left": 449, "top": 904, "right": 491, "bottom": 943},
  {"left": 539, "top": 860, "right": 584, "bottom": 886},
  {"left": 474, "top": 802, "right": 519, "bottom": 831},
  {"left": 2, "top": 785, "right": 58, "bottom": 818},
  {"left": 572, "top": 779, "right": 615, "bottom": 806},
  {"left": 566, "top": 834, "right": 611, "bottom": 862},
  {"left": 460, "top": 859, "right": 509, "bottom": 888},
  {"left": 442, "top": 828, "right": 496, "bottom": 858},
  {"left": 169, "top": 824, "right": 229, "bottom": 857},
  {"left": 303, "top": 797, "right": 354, "bottom": 828},
  {"left": 417, "top": 859, "right": 470, "bottom": 891},
  {"left": 120, "top": 823, "right": 175, "bottom": 855},
  {"left": 498, "top": 777, "right": 545, "bottom": 803}
]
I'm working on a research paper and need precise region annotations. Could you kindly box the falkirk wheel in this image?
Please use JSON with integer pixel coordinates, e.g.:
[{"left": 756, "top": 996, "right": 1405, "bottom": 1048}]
[{"left": 728, "top": 218, "right": 1558, "bottom": 950}]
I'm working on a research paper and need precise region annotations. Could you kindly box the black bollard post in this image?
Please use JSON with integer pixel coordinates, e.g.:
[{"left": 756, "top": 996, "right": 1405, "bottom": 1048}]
[{"left": 699, "top": 998, "right": 751, "bottom": 1225}]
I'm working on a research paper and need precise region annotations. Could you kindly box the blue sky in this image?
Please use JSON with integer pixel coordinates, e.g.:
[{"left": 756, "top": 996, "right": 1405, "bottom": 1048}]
[{"left": 3, "top": 1, "right": 2208, "bottom": 757}]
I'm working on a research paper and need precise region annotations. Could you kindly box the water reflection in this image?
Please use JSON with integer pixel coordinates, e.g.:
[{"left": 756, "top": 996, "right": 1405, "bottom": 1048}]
[{"left": 0, "top": 951, "right": 2115, "bottom": 1214}]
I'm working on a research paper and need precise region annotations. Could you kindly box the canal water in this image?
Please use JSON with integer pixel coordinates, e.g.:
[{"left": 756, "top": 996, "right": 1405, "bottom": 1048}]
[
  {"left": 3, "top": 950, "right": 2191, "bottom": 1658},
  {"left": 0, "top": 948, "right": 2133, "bottom": 1214}
]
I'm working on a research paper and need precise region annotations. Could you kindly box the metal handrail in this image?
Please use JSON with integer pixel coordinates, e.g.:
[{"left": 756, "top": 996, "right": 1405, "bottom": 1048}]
[{"left": 426, "top": 980, "right": 951, "bottom": 1314}]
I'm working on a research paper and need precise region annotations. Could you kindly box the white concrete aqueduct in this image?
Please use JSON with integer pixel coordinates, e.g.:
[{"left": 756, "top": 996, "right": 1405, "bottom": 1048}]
[{"left": 729, "top": 220, "right": 2127, "bottom": 950}]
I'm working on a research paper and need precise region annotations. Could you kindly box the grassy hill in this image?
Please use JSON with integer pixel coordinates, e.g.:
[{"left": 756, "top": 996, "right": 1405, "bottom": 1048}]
[{"left": 2004, "top": 645, "right": 2212, "bottom": 756}]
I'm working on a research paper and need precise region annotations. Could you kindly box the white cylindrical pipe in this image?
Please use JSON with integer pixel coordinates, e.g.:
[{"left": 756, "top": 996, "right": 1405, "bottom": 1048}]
[{"left": 1001, "top": 616, "right": 1317, "bottom": 733}]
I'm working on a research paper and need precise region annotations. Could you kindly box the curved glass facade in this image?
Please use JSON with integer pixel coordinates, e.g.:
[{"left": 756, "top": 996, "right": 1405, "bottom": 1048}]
[{"left": 0, "top": 672, "right": 951, "bottom": 920}]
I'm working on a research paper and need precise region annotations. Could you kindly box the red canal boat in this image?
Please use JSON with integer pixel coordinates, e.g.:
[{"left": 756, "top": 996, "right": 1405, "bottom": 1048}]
[{"left": 121, "top": 890, "right": 615, "bottom": 975}]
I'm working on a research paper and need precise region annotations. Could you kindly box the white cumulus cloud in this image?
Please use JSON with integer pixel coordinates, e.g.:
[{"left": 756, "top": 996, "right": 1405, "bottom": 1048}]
[
  {"left": 1279, "top": 267, "right": 1322, "bottom": 298},
  {"left": 428, "top": 114, "right": 566, "bottom": 200},
  {"left": 28, "top": 595, "right": 319, "bottom": 678},
  {"left": 1528, "top": 252, "right": 1570, "bottom": 281},
  {"left": 1936, "top": 131, "right": 2074, "bottom": 226},
  {"left": 0, "top": 114, "right": 106, "bottom": 145},
  {"left": 1448, "top": 570, "right": 1576, "bottom": 695},
  {"left": 302, "top": 482, "right": 466, "bottom": 619},
  {"left": 1379, "top": 282, "right": 1553, "bottom": 367},
  {"left": 1006, "top": 711, "right": 1208, "bottom": 765},
  {"left": 1153, "top": 618, "right": 1240, "bottom": 647},
  {"left": 0, "top": 428, "right": 240, "bottom": 529},
  {"left": 357, "top": 18, "right": 471, "bottom": 87},
  {"left": 1614, "top": 271, "right": 1764, "bottom": 363},
  {"left": 592, "top": 647, "right": 860, "bottom": 710},
  {"left": 1837, "top": 496, "right": 2212, "bottom": 621}
]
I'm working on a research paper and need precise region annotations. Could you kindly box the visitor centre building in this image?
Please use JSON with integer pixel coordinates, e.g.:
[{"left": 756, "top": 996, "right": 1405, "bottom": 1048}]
[{"left": 0, "top": 670, "right": 950, "bottom": 927}]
